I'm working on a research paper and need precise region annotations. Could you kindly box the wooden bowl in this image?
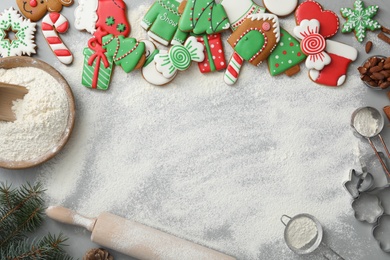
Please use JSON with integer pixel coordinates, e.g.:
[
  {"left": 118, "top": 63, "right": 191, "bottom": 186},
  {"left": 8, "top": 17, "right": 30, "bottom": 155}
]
[{"left": 0, "top": 56, "right": 75, "bottom": 169}]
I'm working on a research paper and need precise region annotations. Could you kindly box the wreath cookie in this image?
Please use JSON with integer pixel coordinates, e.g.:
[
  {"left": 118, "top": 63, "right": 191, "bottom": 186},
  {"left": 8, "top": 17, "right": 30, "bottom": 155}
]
[
  {"left": 340, "top": 0, "right": 381, "bottom": 43},
  {"left": 0, "top": 7, "right": 36, "bottom": 57}
]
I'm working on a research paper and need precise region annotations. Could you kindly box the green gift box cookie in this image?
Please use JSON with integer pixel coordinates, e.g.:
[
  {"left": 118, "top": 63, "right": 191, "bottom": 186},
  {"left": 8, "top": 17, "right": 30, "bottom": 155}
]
[{"left": 82, "top": 45, "right": 114, "bottom": 91}]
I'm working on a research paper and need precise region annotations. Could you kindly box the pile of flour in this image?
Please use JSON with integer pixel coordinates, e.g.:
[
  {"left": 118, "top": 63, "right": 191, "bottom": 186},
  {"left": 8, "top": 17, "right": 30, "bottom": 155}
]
[{"left": 0, "top": 67, "right": 69, "bottom": 162}]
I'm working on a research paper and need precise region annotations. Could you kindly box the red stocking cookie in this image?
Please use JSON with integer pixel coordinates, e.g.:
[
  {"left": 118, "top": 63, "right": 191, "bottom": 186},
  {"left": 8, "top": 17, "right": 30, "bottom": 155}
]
[
  {"left": 308, "top": 40, "right": 358, "bottom": 87},
  {"left": 224, "top": 13, "right": 280, "bottom": 85},
  {"left": 96, "top": 0, "right": 131, "bottom": 37}
]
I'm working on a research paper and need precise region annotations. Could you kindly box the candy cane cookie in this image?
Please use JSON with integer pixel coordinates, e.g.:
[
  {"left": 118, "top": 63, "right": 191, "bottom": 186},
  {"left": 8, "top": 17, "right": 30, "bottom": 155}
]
[{"left": 41, "top": 12, "right": 73, "bottom": 65}]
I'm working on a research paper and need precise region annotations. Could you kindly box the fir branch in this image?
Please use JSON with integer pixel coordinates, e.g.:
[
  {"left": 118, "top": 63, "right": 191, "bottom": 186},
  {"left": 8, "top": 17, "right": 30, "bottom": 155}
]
[
  {"left": 0, "top": 182, "right": 45, "bottom": 225},
  {"left": 1, "top": 233, "right": 73, "bottom": 260}
]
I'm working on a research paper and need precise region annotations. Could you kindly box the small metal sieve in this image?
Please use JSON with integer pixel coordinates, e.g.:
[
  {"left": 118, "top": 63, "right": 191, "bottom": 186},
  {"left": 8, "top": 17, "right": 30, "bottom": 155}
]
[{"left": 281, "top": 214, "right": 344, "bottom": 259}]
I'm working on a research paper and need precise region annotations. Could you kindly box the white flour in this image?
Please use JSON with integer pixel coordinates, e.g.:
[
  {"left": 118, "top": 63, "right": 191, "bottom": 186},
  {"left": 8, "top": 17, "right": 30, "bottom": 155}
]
[
  {"left": 286, "top": 216, "right": 318, "bottom": 250},
  {"left": 353, "top": 108, "right": 380, "bottom": 137},
  {"left": 0, "top": 67, "right": 69, "bottom": 161},
  {"left": 24, "top": 2, "right": 389, "bottom": 260}
]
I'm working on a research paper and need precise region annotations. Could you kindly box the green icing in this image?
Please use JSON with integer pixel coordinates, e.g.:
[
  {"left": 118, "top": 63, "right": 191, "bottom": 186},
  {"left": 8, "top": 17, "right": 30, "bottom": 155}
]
[
  {"left": 169, "top": 45, "right": 191, "bottom": 70},
  {"left": 234, "top": 30, "right": 264, "bottom": 61},
  {"left": 267, "top": 28, "right": 307, "bottom": 76},
  {"left": 102, "top": 35, "right": 146, "bottom": 73},
  {"left": 340, "top": 0, "right": 381, "bottom": 43},
  {"left": 179, "top": 0, "right": 229, "bottom": 35},
  {"left": 142, "top": 0, "right": 182, "bottom": 44},
  {"left": 82, "top": 47, "right": 114, "bottom": 90}
]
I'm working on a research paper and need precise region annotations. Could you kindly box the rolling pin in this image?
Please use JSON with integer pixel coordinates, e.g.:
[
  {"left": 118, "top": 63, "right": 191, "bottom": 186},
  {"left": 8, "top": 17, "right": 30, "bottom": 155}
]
[{"left": 46, "top": 206, "right": 236, "bottom": 260}]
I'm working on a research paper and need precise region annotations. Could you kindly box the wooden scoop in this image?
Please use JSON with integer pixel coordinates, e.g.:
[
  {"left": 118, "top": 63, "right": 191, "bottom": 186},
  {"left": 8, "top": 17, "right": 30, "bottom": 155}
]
[{"left": 0, "top": 82, "right": 28, "bottom": 122}]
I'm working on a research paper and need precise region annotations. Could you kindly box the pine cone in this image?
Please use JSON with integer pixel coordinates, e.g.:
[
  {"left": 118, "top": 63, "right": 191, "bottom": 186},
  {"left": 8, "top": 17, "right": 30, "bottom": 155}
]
[{"left": 83, "top": 248, "right": 114, "bottom": 260}]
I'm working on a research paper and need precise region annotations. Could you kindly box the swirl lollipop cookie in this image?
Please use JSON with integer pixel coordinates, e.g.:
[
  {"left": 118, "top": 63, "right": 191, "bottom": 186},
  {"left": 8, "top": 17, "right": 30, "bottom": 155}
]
[{"left": 154, "top": 36, "right": 205, "bottom": 79}]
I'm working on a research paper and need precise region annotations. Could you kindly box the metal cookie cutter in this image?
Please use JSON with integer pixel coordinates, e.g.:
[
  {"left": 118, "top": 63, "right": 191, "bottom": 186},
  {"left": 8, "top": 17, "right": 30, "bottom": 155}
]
[
  {"left": 351, "top": 107, "right": 390, "bottom": 179},
  {"left": 281, "top": 214, "right": 344, "bottom": 259}
]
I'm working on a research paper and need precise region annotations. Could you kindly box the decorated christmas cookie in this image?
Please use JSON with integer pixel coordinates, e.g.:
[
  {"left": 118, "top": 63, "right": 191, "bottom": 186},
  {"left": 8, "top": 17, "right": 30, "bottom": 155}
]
[
  {"left": 309, "top": 40, "right": 358, "bottom": 87},
  {"left": 42, "top": 12, "right": 73, "bottom": 65},
  {"left": 224, "top": 13, "right": 280, "bottom": 85},
  {"left": 74, "top": 0, "right": 130, "bottom": 37},
  {"left": 220, "top": 0, "right": 265, "bottom": 31},
  {"left": 196, "top": 34, "right": 227, "bottom": 74},
  {"left": 154, "top": 36, "right": 204, "bottom": 78},
  {"left": 96, "top": 0, "right": 131, "bottom": 37},
  {"left": 16, "top": 0, "right": 73, "bottom": 22},
  {"left": 295, "top": 0, "right": 339, "bottom": 39},
  {"left": 262, "top": 0, "right": 298, "bottom": 17},
  {"left": 74, "top": 0, "right": 98, "bottom": 34},
  {"left": 0, "top": 8, "right": 36, "bottom": 57},
  {"left": 293, "top": 19, "right": 331, "bottom": 70},
  {"left": 178, "top": 0, "right": 230, "bottom": 35},
  {"left": 82, "top": 37, "right": 114, "bottom": 90},
  {"left": 267, "top": 28, "right": 306, "bottom": 76},
  {"left": 141, "top": 0, "right": 186, "bottom": 46},
  {"left": 141, "top": 40, "right": 177, "bottom": 86},
  {"left": 102, "top": 34, "right": 146, "bottom": 73},
  {"left": 340, "top": 0, "right": 381, "bottom": 43}
]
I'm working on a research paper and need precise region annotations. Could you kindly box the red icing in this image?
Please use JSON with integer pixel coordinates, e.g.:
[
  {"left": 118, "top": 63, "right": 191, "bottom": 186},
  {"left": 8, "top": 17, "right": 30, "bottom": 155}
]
[
  {"left": 262, "top": 22, "right": 271, "bottom": 31},
  {"left": 46, "top": 36, "right": 62, "bottom": 44},
  {"left": 283, "top": 51, "right": 287, "bottom": 55},
  {"left": 197, "top": 34, "right": 227, "bottom": 74},
  {"left": 297, "top": 52, "right": 302, "bottom": 56},
  {"left": 290, "top": 42, "right": 294, "bottom": 46},
  {"left": 41, "top": 22, "right": 53, "bottom": 31},
  {"left": 295, "top": 0, "right": 339, "bottom": 38},
  {"left": 96, "top": 0, "right": 131, "bottom": 37},
  {"left": 228, "top": 64, "right": 239, "bottom": 78},
  {"left": 49, "top": 12, "right": 60, "bottom": 23},
  {"left": 275, "top": 63, "right": 279, "bottom": 68},
  {"left": 56, "top": 21, "right": 69, "bottom": 33},
  {"left": 301, "top": 33, "right": 326, "bottom": 55},
  {"left": 54, "top": 49, "right": 72, "bottom": 56},
  {"left": 310, "top": 52, "right": 352, "bottom": 87},
  {"left": 29, "top": 0, "right": 37, "bottom": 7}
]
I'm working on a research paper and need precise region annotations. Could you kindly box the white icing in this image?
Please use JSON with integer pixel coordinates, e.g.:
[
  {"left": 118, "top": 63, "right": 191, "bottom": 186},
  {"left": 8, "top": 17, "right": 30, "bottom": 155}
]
[
  {"left": 141, "top": 40, "right": 177, "bottom": 85},
  {"left": 325, "top": 40, "right": 358, "bottom": 61},
  {"left": 263, "top": 0, "right": 298, "bottom": 17},
  {"left": 305, "top": 52, "right": 331, "bottom": 70},
  {"left": 0, "top": 8, "right": 36, "bottom": 57},
  {"left": 248, "top": 13, "right": 280, "bottom": 43},
  {"left": 221, "top": 0, "right": 261, "bottom": 24},
  {"left": 293, "top": 19, "right": 320, "bottom": 40},
  {"left": 74, "top": 0, "right": 98, "bottom": 34}
]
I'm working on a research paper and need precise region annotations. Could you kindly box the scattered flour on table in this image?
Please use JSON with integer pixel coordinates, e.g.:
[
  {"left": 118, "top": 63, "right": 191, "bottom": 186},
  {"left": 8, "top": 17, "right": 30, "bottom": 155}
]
[
  {"left": 0, "top": 67, "right": 69, "bottom": 161},
  {"left": 35, "top": 3, "right": 375, "bottom": 260}
]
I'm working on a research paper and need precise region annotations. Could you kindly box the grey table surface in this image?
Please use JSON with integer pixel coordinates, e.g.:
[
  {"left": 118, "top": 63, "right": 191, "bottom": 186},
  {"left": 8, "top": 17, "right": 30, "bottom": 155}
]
[{"left": 1, "top": 0, "right": 390, "bottom": 259}]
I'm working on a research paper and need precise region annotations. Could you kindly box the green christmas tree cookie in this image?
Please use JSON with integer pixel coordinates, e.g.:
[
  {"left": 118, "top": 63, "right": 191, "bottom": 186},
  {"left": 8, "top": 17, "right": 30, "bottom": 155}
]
[
  {"left": 179, "top": 0, "right": 230, "bottom": 35},
  {"left": 267, "top": 28, "right": 306, "bottom": 76},
  {"left": 340, "top": 0, "right": 381, "bottom": 43}
]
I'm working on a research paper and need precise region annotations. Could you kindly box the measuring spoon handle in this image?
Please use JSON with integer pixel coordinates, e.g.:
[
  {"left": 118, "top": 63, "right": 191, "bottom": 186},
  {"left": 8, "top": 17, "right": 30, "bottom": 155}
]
[{"left": 321, "top": 242, "right": 344, "bottom": 260}]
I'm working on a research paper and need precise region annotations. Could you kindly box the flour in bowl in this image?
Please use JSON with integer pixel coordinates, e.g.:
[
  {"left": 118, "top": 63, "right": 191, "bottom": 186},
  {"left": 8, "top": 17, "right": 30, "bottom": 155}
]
[{"left": 0, "top": 67, "right": 69, "bottom": 162}]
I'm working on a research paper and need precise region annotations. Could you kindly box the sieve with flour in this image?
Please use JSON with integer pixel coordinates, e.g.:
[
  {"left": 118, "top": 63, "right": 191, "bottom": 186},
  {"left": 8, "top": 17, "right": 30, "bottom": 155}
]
[
  {"left": 351, "top": 107, "right": 390, "bottom": 179},
  {"left": 281, "top": 214, "right": 344, "bottom": 259}
]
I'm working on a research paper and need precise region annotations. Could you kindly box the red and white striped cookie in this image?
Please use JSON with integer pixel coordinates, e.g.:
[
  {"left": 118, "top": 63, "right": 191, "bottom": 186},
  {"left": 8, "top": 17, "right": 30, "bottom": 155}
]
[
  {"left": 41, "top": 12, "right": 73, "bottom": 65},
  {"left": 224, "top": 52, "right": 244, "bottom": 86}
]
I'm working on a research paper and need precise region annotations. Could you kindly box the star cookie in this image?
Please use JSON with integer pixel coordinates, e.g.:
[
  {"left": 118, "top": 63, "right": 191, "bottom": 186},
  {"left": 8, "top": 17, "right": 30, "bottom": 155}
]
[{"left": 340, "top": 0, "right": 381, "bottom": 43}]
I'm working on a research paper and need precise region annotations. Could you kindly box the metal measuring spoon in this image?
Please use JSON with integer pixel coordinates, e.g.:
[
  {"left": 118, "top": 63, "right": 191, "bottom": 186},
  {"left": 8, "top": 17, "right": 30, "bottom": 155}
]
[
  {"left": 281, "top": 214, "right": 344, "bottom": 259},
  {"left": 351, "top": 107, "right": 390, "bottom": 179},
  {"left": 0, "top": 82, "right": 28, "bottom": 122}
]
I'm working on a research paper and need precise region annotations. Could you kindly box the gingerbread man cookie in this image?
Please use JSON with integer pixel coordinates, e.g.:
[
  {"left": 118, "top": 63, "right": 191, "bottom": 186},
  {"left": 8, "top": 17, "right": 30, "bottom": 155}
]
[
  {"left": 224, "top": 13, "right": 280, "bottom": 85},
  {"left": 16, "top": 0, "right": 73, "bottom": 22},
  {"left": 0, "top": 7, "right": 36, "bottom": 57}
]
